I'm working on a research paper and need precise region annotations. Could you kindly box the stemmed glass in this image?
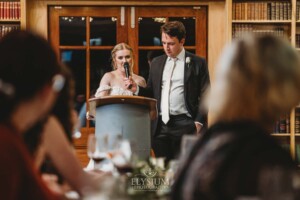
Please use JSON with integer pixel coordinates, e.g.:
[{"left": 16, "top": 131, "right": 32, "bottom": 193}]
[
  {"left": 87, "top": 134, "right": 109, "bottom": 170},
  {"left": 111, "top": 139, "right": 136, "bottom": 175}
]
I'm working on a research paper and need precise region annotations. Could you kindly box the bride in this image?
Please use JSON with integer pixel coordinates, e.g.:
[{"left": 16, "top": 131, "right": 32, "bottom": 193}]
[
  {"left": 95, "top": 43, "right": 146, "bottom": 97},
  {"left": 87, "top": 43, "right": 146, "bottom": 170}
]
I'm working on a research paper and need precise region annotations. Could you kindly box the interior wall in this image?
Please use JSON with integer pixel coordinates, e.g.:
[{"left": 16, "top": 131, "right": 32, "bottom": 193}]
[
  {"left": 25, "top": 2, "right": 227, "bottom": 165},
  {"left": 26, "top": 0, "right": 227, "bottom": 124}
]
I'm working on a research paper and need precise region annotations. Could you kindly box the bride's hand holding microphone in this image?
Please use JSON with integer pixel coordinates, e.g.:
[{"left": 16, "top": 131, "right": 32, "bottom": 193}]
[{"left": 123, "top": 62, "right": 137, "bottom": 93}]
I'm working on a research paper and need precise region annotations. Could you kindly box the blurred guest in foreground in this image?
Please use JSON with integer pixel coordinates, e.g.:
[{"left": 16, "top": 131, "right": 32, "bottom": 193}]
[
  {"left": 94, "top": 43, "right": 146, "bottom": 97},
  {"left": 24, "top": 65, "right": 101, "bottom": 197},
  {"left": 172, "top": 34, "right": 300, "bottom": 200},
  {"left": 0, "top": 30, "right": 63, "bottom": 199}
]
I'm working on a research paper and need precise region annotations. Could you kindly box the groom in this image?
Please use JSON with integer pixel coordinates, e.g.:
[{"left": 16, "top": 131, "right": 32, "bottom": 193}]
[{"left": 136, "top": 21, "right": 210, "bottom": 162}]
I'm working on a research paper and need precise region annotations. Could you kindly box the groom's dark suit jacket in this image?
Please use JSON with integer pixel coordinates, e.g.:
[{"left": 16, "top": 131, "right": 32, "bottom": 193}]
[{"left": 139, "top": 51, "right": 210, "bottom": 137}]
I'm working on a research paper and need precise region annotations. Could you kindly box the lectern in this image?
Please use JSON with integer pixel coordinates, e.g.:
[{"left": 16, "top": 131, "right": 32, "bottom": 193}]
[{"left": 88, "top": 96, "right": 157, "bottom": 159}]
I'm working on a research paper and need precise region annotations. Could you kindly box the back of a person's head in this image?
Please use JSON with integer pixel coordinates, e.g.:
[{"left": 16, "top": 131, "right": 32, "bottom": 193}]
[
  {"left": 0, "top": 30, "right": 61, "bottom": 122},
  {"left": 208, "top": 34, "right": 300, "bottom": 126}
]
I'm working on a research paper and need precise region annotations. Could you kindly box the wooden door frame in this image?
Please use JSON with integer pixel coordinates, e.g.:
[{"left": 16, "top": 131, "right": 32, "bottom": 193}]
[
  {"left": 49, "top": 6, "right": 128, "bottom": 51},
  {"left": 49, "top": 5, "right": 208, "bottom": 72},
  {"left": 47, "top": 4, "right": 209, "bottom": 167},
  {"left": 49, "top": 6, "right": 127, "bottom": 102},
  {"left": 48, "top": 5, "right": 208, "bottom": 128},
  {"left": 129, "top": 6, "right": 208, "bottom": 74}
]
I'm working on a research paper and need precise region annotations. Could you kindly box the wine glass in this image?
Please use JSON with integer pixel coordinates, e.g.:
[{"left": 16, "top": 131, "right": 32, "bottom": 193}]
[
  {"left": 111, "top": 139, "right": 136, "bottom": 175},
  {"left": 72, "top": 109, "right": 82, "bottom": 139},
  {"left": 87, "top": 134, "right": 109, "bottom": 170}
]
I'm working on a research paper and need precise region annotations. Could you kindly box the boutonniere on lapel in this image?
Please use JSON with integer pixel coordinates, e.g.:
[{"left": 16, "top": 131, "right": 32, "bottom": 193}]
[{"left": 185, "top": 57, "right": 191, "bottom": 68}]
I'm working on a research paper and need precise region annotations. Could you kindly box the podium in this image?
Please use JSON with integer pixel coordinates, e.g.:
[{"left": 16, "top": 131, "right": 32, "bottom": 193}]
[{"left": 88, "top": 96, "right": 157, "bottom": 159}]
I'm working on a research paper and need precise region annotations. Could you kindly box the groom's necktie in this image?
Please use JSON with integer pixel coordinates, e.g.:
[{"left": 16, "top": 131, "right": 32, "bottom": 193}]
[{"left": 161, "top": 58, "right": 177, "bottom": 124}]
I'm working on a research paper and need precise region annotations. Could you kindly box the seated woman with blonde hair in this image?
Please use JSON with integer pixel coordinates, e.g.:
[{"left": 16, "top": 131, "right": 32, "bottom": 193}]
[
  {"left": 172, "top": 34, "right": 300, "bottom": 200},
  {"left": 95, "top": 43, "right": 146, "bottom": 97}
]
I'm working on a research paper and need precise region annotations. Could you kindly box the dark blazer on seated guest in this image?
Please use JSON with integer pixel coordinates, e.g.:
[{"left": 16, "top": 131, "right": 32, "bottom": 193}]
[{"left": 172, "top": 120, "right": 297, "bottom": 200}]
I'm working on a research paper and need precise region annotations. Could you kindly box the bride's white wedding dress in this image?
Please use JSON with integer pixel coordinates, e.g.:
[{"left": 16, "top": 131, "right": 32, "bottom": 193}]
[{"left": 94, "top": 84, "right": 133, "bottom": 97}]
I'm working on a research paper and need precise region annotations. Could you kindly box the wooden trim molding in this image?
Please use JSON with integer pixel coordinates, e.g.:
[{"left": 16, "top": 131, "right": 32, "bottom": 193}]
[{"left": 42, "top": 1, "right": 223, "bottom": 6}]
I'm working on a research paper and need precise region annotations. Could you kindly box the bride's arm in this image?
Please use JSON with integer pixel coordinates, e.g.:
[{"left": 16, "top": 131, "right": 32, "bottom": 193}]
[{"left": 94, "top": 73, "right": 111, "bottom": 97}]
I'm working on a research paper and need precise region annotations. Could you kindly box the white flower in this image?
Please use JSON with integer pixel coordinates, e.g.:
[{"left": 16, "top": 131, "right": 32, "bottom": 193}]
[{"left": 185, "top": 57, "right": 191, "bottom": 66}]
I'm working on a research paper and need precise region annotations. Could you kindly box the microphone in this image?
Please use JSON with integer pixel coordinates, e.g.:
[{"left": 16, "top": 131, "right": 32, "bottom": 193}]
[{"left": 124, "top": 62, "right": 132, "bottom": 89}]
